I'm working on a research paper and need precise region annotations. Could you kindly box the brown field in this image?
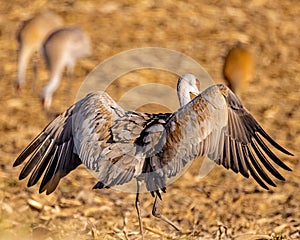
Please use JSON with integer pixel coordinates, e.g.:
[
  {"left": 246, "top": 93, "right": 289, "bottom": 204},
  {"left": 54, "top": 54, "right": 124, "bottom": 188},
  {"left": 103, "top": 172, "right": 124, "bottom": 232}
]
[{"left": 0, "top": 1, "right": 299, "bottom": 239}]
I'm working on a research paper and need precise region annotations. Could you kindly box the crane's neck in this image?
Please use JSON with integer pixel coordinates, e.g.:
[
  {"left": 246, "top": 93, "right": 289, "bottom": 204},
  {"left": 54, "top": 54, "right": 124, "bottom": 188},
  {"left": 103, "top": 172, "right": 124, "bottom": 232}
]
[{"left": 177, "top": 80, "right": 192, "bottom": 107}]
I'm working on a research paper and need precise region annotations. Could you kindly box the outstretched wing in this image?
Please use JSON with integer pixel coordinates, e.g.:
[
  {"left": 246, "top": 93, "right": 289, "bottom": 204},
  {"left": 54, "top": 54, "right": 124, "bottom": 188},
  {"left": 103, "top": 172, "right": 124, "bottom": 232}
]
[
  {"left": 212, "top": 84, "right": 292, "bottom": 188},
  {"left": 13, "top": 91, "right": 158, "bottom": 194},
  {"left": 13, "top": 104, "right": 81, "bottom": 195},
  {"left": 143, "top": 84, "right": 293, "bottom": 192}
]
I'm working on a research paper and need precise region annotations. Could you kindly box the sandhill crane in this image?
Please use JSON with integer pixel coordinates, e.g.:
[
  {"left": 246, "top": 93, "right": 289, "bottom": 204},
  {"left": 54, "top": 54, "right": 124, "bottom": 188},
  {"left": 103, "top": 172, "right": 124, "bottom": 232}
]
[
  {"left": 41, "top": 26, "right": 92, "bottom": 109},
  {"left": 16, "top": 11, "right": 64, "bottom": 90},
  {"left": 13, "top": 74, "right": 293, "bottom": 238},
  {"left": 223, "top": 43, "right": 254, "bottom": 93}
]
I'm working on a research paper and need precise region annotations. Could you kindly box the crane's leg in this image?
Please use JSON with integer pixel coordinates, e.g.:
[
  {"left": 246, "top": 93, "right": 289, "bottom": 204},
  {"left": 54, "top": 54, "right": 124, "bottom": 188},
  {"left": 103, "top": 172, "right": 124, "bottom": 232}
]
[
  {"left": 152, "top": 193, "right": 181, "bottom": 231},
  {"left": 135, "top": 179, "right": 144, "bottom": 240}
]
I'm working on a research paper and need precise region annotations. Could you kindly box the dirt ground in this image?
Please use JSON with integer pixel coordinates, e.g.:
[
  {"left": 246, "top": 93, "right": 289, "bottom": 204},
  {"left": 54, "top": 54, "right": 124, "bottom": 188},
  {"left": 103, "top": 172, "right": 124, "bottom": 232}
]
[{"left": 0, "top": 1, "right": 299, "bottom": 239}]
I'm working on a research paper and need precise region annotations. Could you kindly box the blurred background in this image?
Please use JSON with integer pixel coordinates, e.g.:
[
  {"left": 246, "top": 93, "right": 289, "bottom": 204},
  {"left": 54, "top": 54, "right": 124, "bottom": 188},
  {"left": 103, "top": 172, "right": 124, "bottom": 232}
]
[{"left": 0, "top": 1, "right": 299, "bottom": 239}]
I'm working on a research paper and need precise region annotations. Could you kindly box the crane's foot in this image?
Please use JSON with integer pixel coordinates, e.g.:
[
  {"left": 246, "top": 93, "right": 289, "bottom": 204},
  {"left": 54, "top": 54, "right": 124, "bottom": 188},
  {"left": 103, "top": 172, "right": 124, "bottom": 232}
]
[{"left": 152, "top": 194, "right": 182, "bottom": 232}]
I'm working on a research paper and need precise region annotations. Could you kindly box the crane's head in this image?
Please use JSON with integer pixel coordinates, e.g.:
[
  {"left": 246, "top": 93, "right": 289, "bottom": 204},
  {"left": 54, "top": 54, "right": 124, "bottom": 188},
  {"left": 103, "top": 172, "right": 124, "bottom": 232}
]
[
  {"left": 177, "top": 74, "right": 201, "bottom": 107},
  {"left": 178, "top": 74, "right": 200, "bottom": 96}
]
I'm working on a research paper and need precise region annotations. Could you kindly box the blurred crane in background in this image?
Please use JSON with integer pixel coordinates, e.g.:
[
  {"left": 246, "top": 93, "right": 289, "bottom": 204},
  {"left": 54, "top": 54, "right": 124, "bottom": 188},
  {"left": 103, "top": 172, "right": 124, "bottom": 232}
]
[
  {"left": 223, "top": 43, "right": 254, "bottom": 94},
  {"left": 41, "top": 26, "right": 92, "bottom": 109},
  {"left": 16, "top": 11, "right": 63, "bottom": 90}
]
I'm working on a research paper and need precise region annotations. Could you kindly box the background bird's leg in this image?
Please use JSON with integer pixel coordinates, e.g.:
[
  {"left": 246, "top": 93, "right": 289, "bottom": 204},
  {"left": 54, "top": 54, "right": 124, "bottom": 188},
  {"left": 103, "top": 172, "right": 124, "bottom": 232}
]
[
  {"left": 66, "top": 65, "right": 73, "bottom": 84},
  {"left": 135, "top": 179, "right": 144, "bottom": 239},
  {"left": 31, "top": 53, "right": 38, "bottom": 93},
  {"left": 152, "top": 193, "right": 181, "bottom": 231}
]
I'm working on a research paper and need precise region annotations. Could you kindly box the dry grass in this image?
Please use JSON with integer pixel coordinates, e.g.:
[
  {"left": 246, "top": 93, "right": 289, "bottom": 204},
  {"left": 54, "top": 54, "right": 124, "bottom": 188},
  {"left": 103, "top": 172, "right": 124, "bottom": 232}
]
[{"left": 0, "top": 1, "right": 299, "bottom": 239}]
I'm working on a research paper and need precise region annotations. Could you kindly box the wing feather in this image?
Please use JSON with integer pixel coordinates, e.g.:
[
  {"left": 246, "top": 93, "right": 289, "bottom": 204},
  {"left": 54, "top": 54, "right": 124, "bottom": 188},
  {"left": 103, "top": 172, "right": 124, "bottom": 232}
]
[
  {"left": 14, "top": 84, "right": 293, "bottom": 196},
  {"left": 216, "top": 84, "right": 292, "bottom": 188},
  {"left": 251, "top": 140, "right": 285, "bottom": 181},
  {"left": 13, "top": 132, "right": 48, "bottom": 167},
  {"left": 27, "top": 144, "right": 55, "bottom": 187},
  {"left": 243, "top": 146, "right": 269, "bottom": 190},
  {"left": 253, "top": 133, "right": 291, "bottom": 171},
  {"left": 14, "top": 91, "right": 173, "bottom": 193},
  {"left": 19, "top": 135, "right": 52, "bottom": 180},
  {"left": 14, "top": 103, "right": 82, "bottom": 195},
  {"left": 236, "top": 141, "right": 249, "bottom": 178},
  {"left": 143, "top": 84, "right": 292, "bottom": 192}
]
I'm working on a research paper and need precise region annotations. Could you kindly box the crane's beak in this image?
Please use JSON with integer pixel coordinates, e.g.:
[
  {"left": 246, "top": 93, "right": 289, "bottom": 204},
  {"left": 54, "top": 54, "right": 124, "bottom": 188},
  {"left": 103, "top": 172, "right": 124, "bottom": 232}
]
[{"left": 189, "top": 91, "right": 199, "bottom": 100}]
